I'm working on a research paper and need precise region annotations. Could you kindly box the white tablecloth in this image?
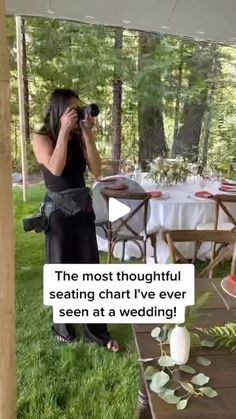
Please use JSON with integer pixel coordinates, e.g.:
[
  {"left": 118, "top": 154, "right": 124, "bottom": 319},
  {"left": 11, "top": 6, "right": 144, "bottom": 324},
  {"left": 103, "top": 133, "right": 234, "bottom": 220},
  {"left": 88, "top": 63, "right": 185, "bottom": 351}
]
[{"left": 92, "top": 175, "right": 235, "bottom": 263}]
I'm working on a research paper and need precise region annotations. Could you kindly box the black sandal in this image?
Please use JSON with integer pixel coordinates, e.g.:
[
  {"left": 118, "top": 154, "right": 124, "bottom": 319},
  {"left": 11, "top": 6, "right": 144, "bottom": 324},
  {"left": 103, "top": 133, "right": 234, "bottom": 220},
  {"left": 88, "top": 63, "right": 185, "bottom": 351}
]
[
  {"left": 83, "top": 324, "right": 120, "bottom": 352},
  {"left": 52, "top": 325, "right": 74, "bottom": 344}
]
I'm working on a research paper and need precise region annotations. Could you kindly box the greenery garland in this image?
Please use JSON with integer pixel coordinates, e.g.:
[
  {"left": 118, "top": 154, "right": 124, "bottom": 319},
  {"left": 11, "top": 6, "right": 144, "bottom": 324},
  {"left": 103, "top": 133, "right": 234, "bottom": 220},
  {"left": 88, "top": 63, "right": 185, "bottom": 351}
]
[{"left": 196, "top": 323, "right": 236, "bottom": 352}]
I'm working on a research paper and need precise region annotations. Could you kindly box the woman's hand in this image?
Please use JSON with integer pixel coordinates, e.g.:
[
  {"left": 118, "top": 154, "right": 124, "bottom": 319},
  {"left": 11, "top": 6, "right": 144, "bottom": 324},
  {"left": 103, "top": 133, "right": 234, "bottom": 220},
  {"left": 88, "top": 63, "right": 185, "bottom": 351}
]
[
  {"left": 79, "top": 113, "right": 101, "bottom": 178},
  {"left": 60, "top": 106, "right": 78, "bottom": 134},
  {"left": 79, "top": 113, "right": 95, "bottom": 143}
]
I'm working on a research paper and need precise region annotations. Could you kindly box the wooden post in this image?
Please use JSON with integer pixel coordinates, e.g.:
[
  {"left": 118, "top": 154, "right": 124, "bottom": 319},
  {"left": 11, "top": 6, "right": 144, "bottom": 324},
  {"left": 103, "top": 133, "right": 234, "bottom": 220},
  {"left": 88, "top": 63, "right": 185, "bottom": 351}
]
[
  {"left": 16, "top": 15, "right": 28, "bottom": 201},
  {"left": 0, "top": 1, "right": 16, "bottom": 418}
]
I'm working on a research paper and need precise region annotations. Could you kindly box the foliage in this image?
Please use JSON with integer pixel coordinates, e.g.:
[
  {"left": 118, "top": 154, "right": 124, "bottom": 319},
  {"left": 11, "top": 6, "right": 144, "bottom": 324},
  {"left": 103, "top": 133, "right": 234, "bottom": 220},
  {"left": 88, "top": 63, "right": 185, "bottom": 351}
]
[
  {"left": 197, "top": 323, "right": 236, "bottom": 351},
  {"left": 149, "top": 157, "right": 189, "bottom": 185},
  {"left": 146, "top": 292, "right": 220, "bottom": 409},
  {"left": 6, "top": 17, "right": 236, "bottom": 174},
  {"left": 146, "top": 324, "right": 218, "bottom": 410}
]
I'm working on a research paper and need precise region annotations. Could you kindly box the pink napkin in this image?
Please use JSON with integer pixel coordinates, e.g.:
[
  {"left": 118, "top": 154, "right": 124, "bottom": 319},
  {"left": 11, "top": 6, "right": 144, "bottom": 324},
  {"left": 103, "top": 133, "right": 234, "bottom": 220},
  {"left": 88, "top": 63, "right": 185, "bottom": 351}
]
[
  {"left": 148, "top": 191, "right": 162, "bottom": 198},
  {"left": 195, "top": 191, "right": 214, "bottom": 199},
  {"left": 219, "top": 185, "right": 236, "bottom": 193}
]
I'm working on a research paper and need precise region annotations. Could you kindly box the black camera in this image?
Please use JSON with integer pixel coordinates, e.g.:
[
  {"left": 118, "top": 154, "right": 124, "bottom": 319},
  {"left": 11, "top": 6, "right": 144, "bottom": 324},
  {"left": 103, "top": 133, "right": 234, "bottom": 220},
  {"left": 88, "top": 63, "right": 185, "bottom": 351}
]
[
  {"left": 23, "top": 213, "right": 48, "bottom": 233},
  {"left": 76, "top": 103, "right": 99, "bottom": 120},
  {"left": 23, "top": 203, "right": 49, "bottom": 233}
]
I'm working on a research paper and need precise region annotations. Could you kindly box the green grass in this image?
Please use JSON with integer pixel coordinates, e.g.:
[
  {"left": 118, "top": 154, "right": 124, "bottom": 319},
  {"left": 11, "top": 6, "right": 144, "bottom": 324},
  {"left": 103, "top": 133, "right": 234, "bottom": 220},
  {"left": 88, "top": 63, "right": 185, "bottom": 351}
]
[
  {"left": 15, "top": 185, "right": 138, "bottom": 419},
  {"left": 14, "top": 185, "right": 231, "bottom": 419}
]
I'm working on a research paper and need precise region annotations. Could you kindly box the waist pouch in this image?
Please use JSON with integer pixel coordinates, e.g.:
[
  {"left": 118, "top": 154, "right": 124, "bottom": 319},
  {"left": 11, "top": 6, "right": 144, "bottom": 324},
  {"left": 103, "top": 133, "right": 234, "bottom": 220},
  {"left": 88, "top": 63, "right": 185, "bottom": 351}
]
[{"left": 44, "top": 187, "right": 93, "bottom": 217}]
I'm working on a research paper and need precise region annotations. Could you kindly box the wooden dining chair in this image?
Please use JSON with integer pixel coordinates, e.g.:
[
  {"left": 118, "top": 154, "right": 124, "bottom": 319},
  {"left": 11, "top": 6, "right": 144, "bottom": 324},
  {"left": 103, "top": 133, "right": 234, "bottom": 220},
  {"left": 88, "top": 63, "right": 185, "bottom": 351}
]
[
  {"left": 196, "top": 194, "right": 236, "bottom": 276},
  {"left": 197, "top": 194, "right": 236, "bottom": 232},
  {"left": 162, "top": 229, "right": 236, "bottom": 277},
  {"left": 101, "top": 189, "right": 159, "bottom": 263}
]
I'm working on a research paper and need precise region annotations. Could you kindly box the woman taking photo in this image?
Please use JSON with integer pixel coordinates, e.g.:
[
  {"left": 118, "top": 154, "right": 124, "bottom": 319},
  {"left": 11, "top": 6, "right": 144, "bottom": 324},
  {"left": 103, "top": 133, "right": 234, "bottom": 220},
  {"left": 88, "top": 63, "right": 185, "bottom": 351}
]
[{"left": 33, "top": 88, "right": 119, "bottom": 352}]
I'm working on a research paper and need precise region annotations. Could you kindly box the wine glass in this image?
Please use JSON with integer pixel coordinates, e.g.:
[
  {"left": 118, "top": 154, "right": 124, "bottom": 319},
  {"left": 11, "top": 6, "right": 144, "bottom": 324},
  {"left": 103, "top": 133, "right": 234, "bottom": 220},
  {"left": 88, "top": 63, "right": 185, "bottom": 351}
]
[{"left": 199, "top": 176, "right": 207, "bottom": 190}]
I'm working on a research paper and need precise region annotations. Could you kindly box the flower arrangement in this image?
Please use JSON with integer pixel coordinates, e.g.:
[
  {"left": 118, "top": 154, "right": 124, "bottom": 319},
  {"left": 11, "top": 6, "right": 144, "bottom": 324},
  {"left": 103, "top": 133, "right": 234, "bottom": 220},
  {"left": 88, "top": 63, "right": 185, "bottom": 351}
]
[{"left": 149, "top": 157, "right": 189, "bottom": 185}]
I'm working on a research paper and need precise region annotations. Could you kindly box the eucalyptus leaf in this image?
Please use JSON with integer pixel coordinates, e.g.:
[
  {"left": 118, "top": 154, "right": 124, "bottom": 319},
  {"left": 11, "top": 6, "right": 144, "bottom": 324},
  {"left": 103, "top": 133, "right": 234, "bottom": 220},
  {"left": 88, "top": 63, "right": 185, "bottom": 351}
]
[
  {"left": 164, "top": 395, "right": 180, "bottom": 404},
  {"left": 150, "top": 371, "right": 170, "bottom": 393},
  {"left": 151, "top": 326, "right": 161, "bottom": 339},
  {"left": 144, "top": 366, "right": 158, "bottom": 380},
  {"left": 201, "top": 339, "right": 215, "bottom": 348},
  {"left": 196, "top": 356, "right": 211, "bottom": 367},
  {"left": 158, "top": 355, "right": 175, "bottom": 367},
  {"left": 181, "top": 382, "right": 195, "bottom": 393},
  {"left": 158, "top": 389, "right": 175, "bottom": 400},
  {"left": 191, "top": 373, "right": 209, "bottom": 386},
  {"left": 179, "top": 364, "right": 195, "bottom": 374},
  {"left": 163, "top": 388, "right": 176, "bottom": 396},
  {"left": 199, "top": 387, "right": 218, "bottom": 398},
  {"left": 177, "top": 399, "right": 188, "bottom": 410}
]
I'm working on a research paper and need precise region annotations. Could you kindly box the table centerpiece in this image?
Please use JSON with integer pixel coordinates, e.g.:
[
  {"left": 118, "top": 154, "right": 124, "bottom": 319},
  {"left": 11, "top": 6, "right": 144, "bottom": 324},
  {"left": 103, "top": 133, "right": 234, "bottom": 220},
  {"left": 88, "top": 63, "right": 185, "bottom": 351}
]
[{"left": 149, "top": 157, "right": 189, "bottom": 186}]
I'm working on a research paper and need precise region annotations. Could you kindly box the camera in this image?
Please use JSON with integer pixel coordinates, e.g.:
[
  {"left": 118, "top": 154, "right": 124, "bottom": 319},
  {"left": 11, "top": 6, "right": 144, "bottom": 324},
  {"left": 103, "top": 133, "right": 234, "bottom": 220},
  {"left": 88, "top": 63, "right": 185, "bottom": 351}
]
[
  {"left": 23, "top": 213, "right": 48, "bottom": 233},
  {"left": 76, "top": 103, "right": 100, "bottom": 120}
]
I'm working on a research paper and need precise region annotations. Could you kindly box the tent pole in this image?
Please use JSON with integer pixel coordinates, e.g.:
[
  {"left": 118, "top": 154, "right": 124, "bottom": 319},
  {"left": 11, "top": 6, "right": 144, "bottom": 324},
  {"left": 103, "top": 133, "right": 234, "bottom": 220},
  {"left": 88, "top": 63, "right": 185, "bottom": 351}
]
[
  {"left": 0, "top": 1, "right": 16, "bottom": 418},
  {"left": 16, "top": 15, "right": 28, "bottom": 202}
]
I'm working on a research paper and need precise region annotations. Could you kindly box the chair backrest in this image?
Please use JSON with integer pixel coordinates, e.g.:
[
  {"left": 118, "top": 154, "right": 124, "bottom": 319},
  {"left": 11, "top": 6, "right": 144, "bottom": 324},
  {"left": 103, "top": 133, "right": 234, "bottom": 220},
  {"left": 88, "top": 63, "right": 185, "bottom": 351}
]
[
  {"left": 163, "top": 229, "right": 236, "bottom": 263},
  {"left": 101, "top": 189, "right": 150, "bottom": 237},
  {"left": 214, "top": 194, "right": 236, "bottom": 229}
]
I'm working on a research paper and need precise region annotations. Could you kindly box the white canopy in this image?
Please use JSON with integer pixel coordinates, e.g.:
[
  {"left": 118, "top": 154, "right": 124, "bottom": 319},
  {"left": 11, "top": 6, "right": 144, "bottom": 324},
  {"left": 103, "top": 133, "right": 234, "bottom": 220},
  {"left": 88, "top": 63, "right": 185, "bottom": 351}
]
[{"left": 5, "top": 0, "right": 236, "bottom": 46}]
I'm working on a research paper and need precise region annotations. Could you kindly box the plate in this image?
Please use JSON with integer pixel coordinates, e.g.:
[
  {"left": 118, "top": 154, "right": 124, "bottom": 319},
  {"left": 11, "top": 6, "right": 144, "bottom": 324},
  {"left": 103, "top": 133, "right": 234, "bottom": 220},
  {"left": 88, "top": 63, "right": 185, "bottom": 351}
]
[
  {"left": 219, "top": 186, "right": 236, "bottom": 193},
  {"left": 150, "top": 192, "right": 170, "bottom": 200},
  {"left": 221, "top": 278, "right": 236, "bottom": 299},
  {"left": 188, "top": 192, "right": 213, "bottom": 201},
  {"left": 222, "top": 179, "right": 236, "bottom": 186}
]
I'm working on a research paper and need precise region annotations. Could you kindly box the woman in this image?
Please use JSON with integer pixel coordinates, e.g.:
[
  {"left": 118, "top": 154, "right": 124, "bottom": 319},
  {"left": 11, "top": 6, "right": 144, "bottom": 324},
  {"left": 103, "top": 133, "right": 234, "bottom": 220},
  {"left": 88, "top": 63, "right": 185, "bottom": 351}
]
[{"left": 33, "top": 88, "right": 119, "bottom": 352}]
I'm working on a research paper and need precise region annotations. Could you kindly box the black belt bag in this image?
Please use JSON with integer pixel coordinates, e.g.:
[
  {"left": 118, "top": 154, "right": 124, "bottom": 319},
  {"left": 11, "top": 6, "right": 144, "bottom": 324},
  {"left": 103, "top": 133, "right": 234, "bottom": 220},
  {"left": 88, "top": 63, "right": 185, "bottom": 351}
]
[{"left": 44, "top": 187, "right": 93, "bottom": 217}]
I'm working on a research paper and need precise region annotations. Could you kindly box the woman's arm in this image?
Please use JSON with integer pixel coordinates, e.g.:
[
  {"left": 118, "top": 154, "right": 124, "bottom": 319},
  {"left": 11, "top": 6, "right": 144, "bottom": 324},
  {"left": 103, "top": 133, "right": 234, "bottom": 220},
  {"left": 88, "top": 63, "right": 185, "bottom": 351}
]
[
  {"left": 32, "top": 107, "right": 77, "bottom": 176},
  {"left": 80, "top": 116, "right": 101, "bottom": 179}
]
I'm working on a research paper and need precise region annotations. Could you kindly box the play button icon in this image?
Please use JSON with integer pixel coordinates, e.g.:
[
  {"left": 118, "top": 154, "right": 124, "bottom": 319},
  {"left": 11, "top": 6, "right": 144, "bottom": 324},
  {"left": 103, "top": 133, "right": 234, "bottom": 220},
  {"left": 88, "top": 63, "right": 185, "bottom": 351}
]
[
  {"left": 92, "top": 175, "right": 151, "bottom": 241},
  {"left": 108, "top": 198, "right": 131, "bottom": 222}
]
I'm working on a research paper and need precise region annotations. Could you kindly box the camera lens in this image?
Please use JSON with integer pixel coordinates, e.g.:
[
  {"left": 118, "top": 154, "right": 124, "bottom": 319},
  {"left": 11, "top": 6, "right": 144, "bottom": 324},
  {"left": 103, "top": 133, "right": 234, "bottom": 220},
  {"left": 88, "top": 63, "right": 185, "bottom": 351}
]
[
  {"left": 88, "top": 103, "right": 99, "bottom": 117},
  {"left": 76, "top": 103, "right": 99, "bottom": 120}
]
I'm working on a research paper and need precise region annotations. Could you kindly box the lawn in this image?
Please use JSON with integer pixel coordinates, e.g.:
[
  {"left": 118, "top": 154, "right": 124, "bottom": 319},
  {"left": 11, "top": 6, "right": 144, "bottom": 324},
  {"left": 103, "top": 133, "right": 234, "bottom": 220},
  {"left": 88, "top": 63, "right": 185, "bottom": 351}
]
[
  {"left": 14, "top": 185, "right": 230, "bottom": 419},
  {"left": 15, "top": 185, "right": 138, "bottom": 419}
]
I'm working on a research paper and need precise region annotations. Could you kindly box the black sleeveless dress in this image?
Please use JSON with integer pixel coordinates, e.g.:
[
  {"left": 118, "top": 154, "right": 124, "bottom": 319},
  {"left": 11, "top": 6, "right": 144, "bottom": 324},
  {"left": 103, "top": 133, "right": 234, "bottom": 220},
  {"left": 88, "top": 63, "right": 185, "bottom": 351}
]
[
  {"left": 41, "top": 135, "right": 86, "bottom": 192},
  {"left": 41, "top": 135, "right": 108, "bottom": 342}
]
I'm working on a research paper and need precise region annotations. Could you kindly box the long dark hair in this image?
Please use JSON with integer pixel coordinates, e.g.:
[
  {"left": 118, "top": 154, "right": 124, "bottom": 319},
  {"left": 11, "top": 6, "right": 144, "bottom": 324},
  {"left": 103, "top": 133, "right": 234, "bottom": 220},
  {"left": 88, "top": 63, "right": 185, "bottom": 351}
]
[{"left": 39, "top": 88, "right": 79, "bottom": 143}]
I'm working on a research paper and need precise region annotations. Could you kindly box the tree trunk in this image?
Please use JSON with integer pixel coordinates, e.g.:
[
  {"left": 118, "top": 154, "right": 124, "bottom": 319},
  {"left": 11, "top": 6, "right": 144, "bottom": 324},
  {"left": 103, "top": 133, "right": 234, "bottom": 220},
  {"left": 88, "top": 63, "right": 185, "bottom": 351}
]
[
  {"left": 202, "top": 50, "right": 218, "bottom": 167},
  {"left": 0, "top": 0, "right": 16, "bottom": 416},
  {"left": 172, "top": 43, "right": 214, "bottom": 162},
  {"left": 173, "top": 101, "right": 207, "bottom": 161},
  {"left": 172, "top": 42, "right": 184, "bottom": 150},
  {"left": 112, "top": 28, "right": 123, "bottom": 168},
  {"left": 138, "top": 33, "right": 167, "bottom": 166}
]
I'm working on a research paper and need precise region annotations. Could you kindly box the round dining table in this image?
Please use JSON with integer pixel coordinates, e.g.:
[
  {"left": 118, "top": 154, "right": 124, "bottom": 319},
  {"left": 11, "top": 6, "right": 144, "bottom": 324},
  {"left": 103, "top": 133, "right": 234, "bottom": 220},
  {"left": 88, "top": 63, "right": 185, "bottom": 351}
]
[{"left": 92, "top": 174, "right": 236, "bottom": 263}]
